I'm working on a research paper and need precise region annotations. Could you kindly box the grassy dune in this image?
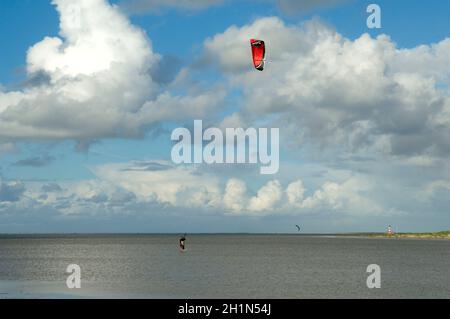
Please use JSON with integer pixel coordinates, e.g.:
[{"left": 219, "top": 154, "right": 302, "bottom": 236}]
[{"left": 369, "top": 230, "right": 450, "bottom": 239}]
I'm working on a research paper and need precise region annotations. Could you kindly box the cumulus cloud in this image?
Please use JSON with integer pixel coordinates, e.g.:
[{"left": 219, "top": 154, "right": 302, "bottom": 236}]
[
  {"left": 93, "top": 161, "right": 222, "bottom": 208},
  {"left": 0, "top": 0, "right": 222, "bottom": 142},
  {"left": 203, "top": 17, "right": 450, "bottom": 159},
  {"left": 223, "top": 178, "right": 248, "bottom": 212},
  {"left": 286, "top": 180, "right": 305, "bottom": 204},
  {"left": 92, "top": 161, "right": 384, "bottom": 216},
  {"left": 0, "top": 160, "right": 387, "bottom": 217},
  {"left": 248, "top": 180, "right": 283, "bottom": 212}
]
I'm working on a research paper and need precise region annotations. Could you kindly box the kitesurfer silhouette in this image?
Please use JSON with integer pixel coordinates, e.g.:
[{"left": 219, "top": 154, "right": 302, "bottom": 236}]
[{"left": 179, "top": 234, "right": 186, "bottom": 251}]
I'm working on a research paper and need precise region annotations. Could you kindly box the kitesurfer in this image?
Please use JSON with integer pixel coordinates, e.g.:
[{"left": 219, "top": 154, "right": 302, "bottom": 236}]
[{"left": 179, "top": 234, "right": 186, "bottom": 251}]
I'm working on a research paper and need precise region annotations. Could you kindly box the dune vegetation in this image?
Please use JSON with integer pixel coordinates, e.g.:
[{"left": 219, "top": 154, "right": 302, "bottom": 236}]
[{"left": 370, "top": 231, "right": 450, "bottom": 239}]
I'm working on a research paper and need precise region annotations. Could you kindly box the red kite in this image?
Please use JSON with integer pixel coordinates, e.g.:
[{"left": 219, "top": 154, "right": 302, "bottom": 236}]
[{"left": 250, "top": 39, "right": 266, "bottom": 71}]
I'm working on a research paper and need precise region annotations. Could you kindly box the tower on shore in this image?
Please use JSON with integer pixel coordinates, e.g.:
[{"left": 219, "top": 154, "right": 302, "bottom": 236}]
[{"left": 387, "top": 225, "right": 394, "bottom": 235}]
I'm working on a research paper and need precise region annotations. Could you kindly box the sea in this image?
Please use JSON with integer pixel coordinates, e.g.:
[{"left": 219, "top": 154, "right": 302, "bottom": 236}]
[{"left": 0, "top": 234, "right": 449, "bottom": 299}]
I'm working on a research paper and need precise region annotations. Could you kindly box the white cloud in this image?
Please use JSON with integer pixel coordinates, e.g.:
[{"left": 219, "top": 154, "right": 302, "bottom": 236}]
[
  {"left": 90, "top": 161, "right": 384, "bottom": 216},
  {"left": 223, "top": 178, "right": 248, "bottom": 212},
  {"left": 203, "top": 17, "right": 450, "bottom": 159},
  {"left": 0, "top": 0, "right": 222, "bottom": 141},
  {"left": 248, "top": 180, "right": 283, "bottom": 212},
  {"left": 2, "top": 160, "right": 388, "bottom": 217},
  {"left": 299, "top": 178, "right": 383, "bottom": 215},
  {"left": 286, "top": 180, "right": 305, "bottom": 205},
  {"left": 93, "top": 161, "right": 222, "bottom": 208},
  {"left": 27, "top": 0, "right": 156, "bottom": 78}
]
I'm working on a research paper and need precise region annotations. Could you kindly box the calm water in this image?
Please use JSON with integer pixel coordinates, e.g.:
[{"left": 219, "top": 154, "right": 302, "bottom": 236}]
[{"left": 0, "top": 235, "right": 449, "bottom": 298}]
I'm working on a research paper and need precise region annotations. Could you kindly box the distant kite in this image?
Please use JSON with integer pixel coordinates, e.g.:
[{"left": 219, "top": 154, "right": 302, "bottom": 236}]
[
  {"left": 296, "top": 225, "right": 301, "bottom": 232},
  {"left": 250, "top": 39, "right": 266, "bottom": 71}
]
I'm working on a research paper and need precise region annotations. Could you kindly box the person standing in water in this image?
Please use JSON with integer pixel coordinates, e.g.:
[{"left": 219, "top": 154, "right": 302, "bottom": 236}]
[{"left": 179, "top": 234, "right": 186, "bottom": 251}]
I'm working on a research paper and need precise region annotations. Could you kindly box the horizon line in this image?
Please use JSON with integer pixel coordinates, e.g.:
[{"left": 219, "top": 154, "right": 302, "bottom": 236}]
[{"left": 0, "top": 231, "right": 446, "bottom": 236}]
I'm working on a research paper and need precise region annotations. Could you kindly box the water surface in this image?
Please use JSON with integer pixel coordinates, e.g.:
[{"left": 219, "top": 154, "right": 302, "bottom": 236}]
[{"left": 0, "top": 234, "right": 448, "bottom": 298}]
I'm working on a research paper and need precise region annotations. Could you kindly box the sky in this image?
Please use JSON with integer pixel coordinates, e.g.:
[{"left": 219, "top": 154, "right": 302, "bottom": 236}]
[{"left": 1, "top": 0, "right": 450, "bottom": 233}]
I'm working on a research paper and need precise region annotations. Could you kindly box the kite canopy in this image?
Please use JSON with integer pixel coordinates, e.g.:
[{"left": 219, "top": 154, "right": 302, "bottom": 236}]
[{"left": 250, "top": 39, "right": 266, "bottom": 71}]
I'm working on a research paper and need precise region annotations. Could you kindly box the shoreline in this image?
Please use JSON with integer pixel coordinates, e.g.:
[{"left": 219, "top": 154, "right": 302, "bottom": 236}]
[
  {"left": 335, "top": 231, "right": 450, "bottom": 239},
  {"left": 0, "top": 231, "right": 449, "bottom": 239}
]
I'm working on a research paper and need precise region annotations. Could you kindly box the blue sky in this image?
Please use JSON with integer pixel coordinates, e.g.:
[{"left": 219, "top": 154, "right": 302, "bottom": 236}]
[{"left": 1, "top": 0, "right": 450, "bottom": 233}]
